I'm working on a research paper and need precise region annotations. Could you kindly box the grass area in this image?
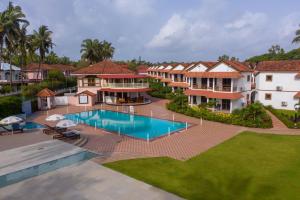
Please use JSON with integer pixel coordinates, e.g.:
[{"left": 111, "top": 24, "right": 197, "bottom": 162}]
[
  {"left": 105, "top": 132, "right": 300, "bottom": 200},
  {"left": 276, "top": 109, "right": 297, "bottom": 117}
]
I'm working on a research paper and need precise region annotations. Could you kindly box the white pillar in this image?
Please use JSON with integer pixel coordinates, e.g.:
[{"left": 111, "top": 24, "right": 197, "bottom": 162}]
[
  {"left": 230, "top": 100, "right": 233, "bottom": 113},
  {"left": 231, "top": 79, "right": 233, "bottom": 92},
  {"left": 213, "top": 78, "right": 215, "bottom": 91}
]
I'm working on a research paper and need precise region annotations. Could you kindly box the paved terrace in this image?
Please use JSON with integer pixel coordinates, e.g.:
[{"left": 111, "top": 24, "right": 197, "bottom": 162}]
[
  {"left": 0, "top": 140, "right": 181, "bottom": 200},
  {"left": 29, "top": 96, "right": 300, "bottom": 162}
]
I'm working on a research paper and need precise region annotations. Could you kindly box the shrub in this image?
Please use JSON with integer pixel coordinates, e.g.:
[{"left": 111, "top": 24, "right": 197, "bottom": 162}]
[
  {"left": 167, "top": 96, "right": 272, "bottom": 128},
  {"left": 0, "top": 96, "right": 22, "bottom": 119},
  {"left": 148, "top": 78, "right": 172, "bottom": 99},
  {"left": 265, "top": 106, "right": 300, "bottom": 129},
  {"left": 0, "top": 85, "right": 12, "bottom": 94}
]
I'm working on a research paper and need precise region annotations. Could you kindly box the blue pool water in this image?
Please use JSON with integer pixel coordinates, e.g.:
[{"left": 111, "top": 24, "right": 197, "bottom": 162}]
[
  {"left": 65, "top": 110, "right": 188, "bottom": 140},
  {"left": 22, "top": 122, "right": 45, "bottom": 130},
  {"left": 0, "top": 151, "right": 97, "bottom": 188}
]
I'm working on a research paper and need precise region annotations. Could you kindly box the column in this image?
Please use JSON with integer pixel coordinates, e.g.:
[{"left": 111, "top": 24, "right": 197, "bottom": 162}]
[
  {"left": 230, "top": 100, "right": 233, "bottom": 113},
  {"left": 213, "top": 78, "right": 215, "bottom": 91},
  {"left": 231, "top": 79, "right": 233, "bottom": 92}
]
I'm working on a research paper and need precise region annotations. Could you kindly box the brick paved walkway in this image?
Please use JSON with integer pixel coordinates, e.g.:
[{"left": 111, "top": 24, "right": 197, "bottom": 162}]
[{"left": 30, "top": 96, "right": 300, "bottom": 162}]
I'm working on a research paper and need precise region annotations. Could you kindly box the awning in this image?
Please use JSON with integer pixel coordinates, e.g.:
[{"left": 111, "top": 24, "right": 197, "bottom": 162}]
[
  {"left": 184, "top": 72, "right": 243, "bottom": 79},
  {"left": 98, "top": 88, "right": 151, "bottom": 93},
  {"left": 185, "top": 89, "right": 243, "bottom": 100}
]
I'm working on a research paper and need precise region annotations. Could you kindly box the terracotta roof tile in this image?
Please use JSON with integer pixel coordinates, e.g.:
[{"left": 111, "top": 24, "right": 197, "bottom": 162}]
[
  {"left": 76, "top": 90, "right": 96, "bottom": 96},
  {"left": 136, "top": 65, "right": 149, "bottom": 74},
  {"left": 211, "top": 61, "right": 252, "bottom": 72},
  {"left": 185, "top": 89, "right": 243, "bottom": 100},
  {"left": 37, "top": 88, "right": 55, "bottom": 97},
  {"left": 256, "top": 60, "right": 300, "bottom": 72},
  {"left": 72, "top": 60, "right": 134, "bottom": 75},
  {"left": 26, "top": 63, "right": 75, "bottom": 71}
]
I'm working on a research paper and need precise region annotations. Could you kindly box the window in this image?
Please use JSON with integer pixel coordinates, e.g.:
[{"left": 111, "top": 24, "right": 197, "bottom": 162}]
[
  {"left": 281, "top": 102, "right": 288, "bottom": 107},
  {"left": 266, "top": 75, "right": 273, "bottom": 82},
  {"left": 79, "top": 95, "right": 88, "bottom": 104},
  {"left": 265, "top": 93, "right": 272, "bottom": 100},
  {"left": 88, "top": 78, "right": 95, "bottom": 86},
  {"left": 247, "top": 75, "right": 250, "bottom": 82}
]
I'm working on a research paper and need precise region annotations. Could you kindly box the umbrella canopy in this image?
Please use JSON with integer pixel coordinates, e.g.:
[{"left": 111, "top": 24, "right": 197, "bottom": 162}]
[
  {"left": 46, "top": 114, "right": 65, "bottom": 121},
  {"left": 56, "top": 120, "right": 77, "bottom": 128},
  {"left": 0, "top": 116, "right": 24, "bottom": 125}
]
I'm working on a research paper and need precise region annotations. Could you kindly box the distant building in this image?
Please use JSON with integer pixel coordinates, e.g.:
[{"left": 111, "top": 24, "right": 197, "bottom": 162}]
[{"left": 0, "top": 63, "right": 22, "bottom": 84}]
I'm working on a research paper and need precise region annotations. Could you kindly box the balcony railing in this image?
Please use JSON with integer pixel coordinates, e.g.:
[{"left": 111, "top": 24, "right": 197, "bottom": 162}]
[
  {"left": 102, "top": 82, "right": 149, "bottom": 88},
  {"left": 191, "top": 85, "right": 239, "bottom": 92}
]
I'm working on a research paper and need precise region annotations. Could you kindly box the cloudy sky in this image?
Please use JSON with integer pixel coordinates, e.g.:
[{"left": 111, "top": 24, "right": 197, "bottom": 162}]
[{"left": 1, "top": 0, "right": 300, "bottom": 62}]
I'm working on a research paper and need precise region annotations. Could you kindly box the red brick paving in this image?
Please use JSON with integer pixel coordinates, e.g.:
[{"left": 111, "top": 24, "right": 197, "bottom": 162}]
[{"left": 29, "top": 96, "right": 300, "bottom": 161}]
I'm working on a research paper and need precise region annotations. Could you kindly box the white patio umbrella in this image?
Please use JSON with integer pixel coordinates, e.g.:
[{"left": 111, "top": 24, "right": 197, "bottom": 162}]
[
  {"left": 46, "top": 114, "right": 65, "bottom": 122},
  {"left": 56, "top": 119, "right": 77, "bottom": 128},
  {"left": 0, "top": 116, "right": 24, "bottom": 125}
]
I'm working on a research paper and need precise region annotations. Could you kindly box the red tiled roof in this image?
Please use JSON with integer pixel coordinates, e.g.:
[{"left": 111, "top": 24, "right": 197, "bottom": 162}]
[
  {"left": 26, "top": 63, "right": 75, "bottom": 71},
  {"left": 295, "top": 92, "right": 300, "bottom": 98},
  {"left": 36, "top": 88, "right": 55, "bottom": 97},
  {"left": 97, "top": 74, "right": 148, "bottom": 79},
  {"left": 98, "top": 88, "right": 151, "bottom": 92},
  {"left": 256, "top": 60, "right": 300, "bottom": 72},
  {"left": 210, "top": 61, "right": 252, "bottom": 72},
  {"left": 72, "top": 60, "right": 134, "bottom": 75},
  {"left": 168, "top": 82, "right": 189, "bottom": 88},
  {"left": 76, "top": 90, "right": 96, "bottom": 96},
  {"left": 185, "top": 72, "right": 243, "bottom": 78},
  {"left": 185, "top": 89, "right": 243, "bottom": 100},
  {"left": 136, "top": 65, "right": 149, "bottom": 74}
]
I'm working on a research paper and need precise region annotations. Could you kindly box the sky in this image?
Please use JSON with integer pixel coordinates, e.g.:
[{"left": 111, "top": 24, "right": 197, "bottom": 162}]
[{"left": 1, "top": 0, "right": 300, "bottom": 62}]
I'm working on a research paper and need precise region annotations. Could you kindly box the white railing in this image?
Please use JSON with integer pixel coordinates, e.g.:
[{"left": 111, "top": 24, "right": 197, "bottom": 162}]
[{"left": 102, "top": 82, "right": 149, "bottom": 88}]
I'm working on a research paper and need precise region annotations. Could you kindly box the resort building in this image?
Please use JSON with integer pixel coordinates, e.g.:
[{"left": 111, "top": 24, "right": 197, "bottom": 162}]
[
  {"left": 25, "top": 63, "right": 75, "bottom": 81},
  {"left": 185, "top": 61, "right": 253, "bottom": 113},
  {"left": 71, "top": 60, "right": 150, "bottom": 106},
  {"left": 254, "top": 60, "right": 300, "bottom": 110},
  {"left": 0, "top": 63, "right": 22, "bottom": 84}
]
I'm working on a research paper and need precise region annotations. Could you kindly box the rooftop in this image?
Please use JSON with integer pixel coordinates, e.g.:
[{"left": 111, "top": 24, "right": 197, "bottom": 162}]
[{"left": 256, "top": 60, "right": 300, "bottom": 72}]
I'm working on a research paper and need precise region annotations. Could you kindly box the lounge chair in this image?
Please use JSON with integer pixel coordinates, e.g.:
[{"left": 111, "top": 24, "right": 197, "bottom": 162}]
[
  {"left": 43, "top": 124, "right": 67, "bottom": 135},
  {"left": 53, "top": 129, "right": 81, "bottom": 140}
]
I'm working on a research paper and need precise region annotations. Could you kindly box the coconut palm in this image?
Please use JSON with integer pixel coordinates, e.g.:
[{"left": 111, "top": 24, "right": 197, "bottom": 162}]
[
  {"left": 32, "top": 25, "right": 54, "bottom": 80},
  {"left": 1, "top": 2, "right": 29, "bottom": 85},
  {"left": 80, "top": 39, "right": 101, "bottom": 64},
  {"left": 100, "top": 40, "right": 114, "bottom": 60},
  {"left": 292, "top": 24, "right": 300, "bottom": 45}
]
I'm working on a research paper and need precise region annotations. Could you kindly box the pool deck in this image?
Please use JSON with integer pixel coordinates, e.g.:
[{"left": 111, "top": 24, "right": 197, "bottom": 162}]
[
  {"left": 0, "top": 141, "right": 182, "bottom": 200},
  {"left": 30, "top": 97, "right": 247, "bottom": 161}
]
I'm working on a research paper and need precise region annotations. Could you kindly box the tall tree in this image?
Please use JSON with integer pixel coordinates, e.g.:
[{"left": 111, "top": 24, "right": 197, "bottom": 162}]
[
  {"left": 292, "top": 24, "right": 300, "bottom": 45},
  {"left": 32, "top": 25, "right": 53, "bottom": 80},
  {"left": 80, "top": 39, "right": 101, "bottom": 64},
  {"left": 1, "top": 2, "right": 29, "bottom": 86},
  {"left": 100, "top": 40, "right": 114, "bottom": 60}
]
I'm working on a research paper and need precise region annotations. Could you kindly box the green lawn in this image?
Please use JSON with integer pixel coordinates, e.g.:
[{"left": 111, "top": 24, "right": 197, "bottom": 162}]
[{"left": 104, "top": 132, "right": 300, "bottom": 200}]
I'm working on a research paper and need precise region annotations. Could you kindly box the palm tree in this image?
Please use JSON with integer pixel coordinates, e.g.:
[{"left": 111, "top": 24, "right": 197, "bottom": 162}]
[
  {"left": 100, "top": 40, "right": 114, "bottom": 60},
  {"left": 1, "top": 2, "right": 29, "bottom": 86},
  {"left": 32, "top": 25, "right": 53, "bottom": 80},
  {"left": 292, "top": 24, "right": 300, "bottom": 45},
  {"left": 80, "top": 39, "right": 101, "bottom": 64}
]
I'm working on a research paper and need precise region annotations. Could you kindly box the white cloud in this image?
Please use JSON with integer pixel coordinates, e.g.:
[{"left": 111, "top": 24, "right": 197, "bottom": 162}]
[
  {"left": 147, "top": 14, "right": 187, "bottom": 48},
  {"left": 278, "top": 13, "right": 300, "bottom": 39},
  {"left": 225, "top": 12, "right": 267, "bottom": 29},
  {"left": 113, "top": 0, "right": 154, "bottom": 16}
]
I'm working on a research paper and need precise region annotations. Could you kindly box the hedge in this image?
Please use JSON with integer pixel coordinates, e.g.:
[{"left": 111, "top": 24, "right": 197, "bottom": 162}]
[
  {"left": 0, "top": 96, "right": 22, "bottom": 119},
  {"left": 166, "top": 92, "right": 272, "bottom": 128},
  {"left": 265, "top": 106, "right": 300, "bottom": 129}
]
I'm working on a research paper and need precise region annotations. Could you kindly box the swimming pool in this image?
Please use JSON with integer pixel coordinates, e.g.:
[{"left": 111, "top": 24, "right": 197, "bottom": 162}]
[
  {"left": 22, "top": 122, "right": 45, "bottom": 130},
  {"left": 65, "top": 110, "right": 188, "bottom": 140},
  {"left": 0, "top": 151, "right": 96, "bottom": 188}
]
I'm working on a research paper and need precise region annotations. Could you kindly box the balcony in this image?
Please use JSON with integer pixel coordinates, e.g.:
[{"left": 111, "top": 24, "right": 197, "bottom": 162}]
[
  {"left": 191, "top": 85, "right": 239, "bottom": 92},
  {"left": 102, "top": 82, "right": 149, "bottom": 89}
]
